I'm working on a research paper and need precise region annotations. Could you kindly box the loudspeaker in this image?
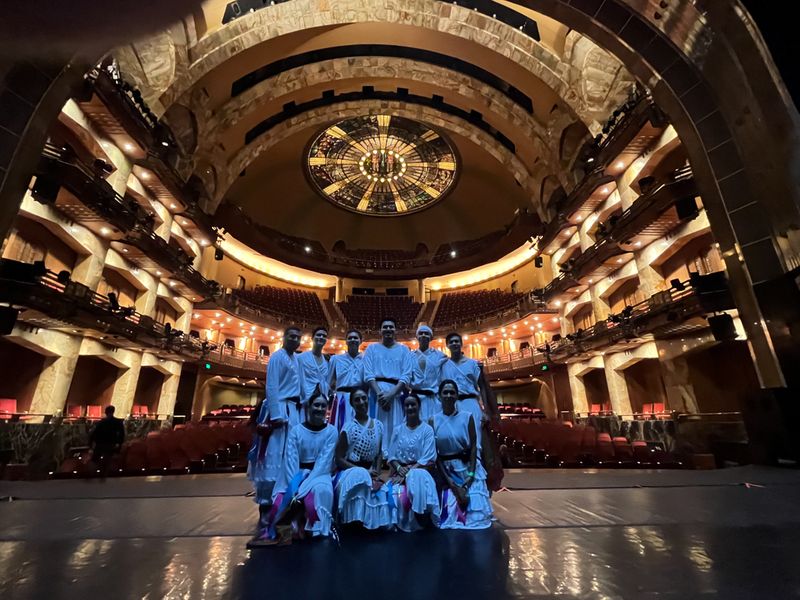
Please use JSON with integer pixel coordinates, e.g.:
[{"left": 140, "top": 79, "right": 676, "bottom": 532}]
[
  {"left": 32, "top": 175, "right": 60, "bottom": 204},
  {"left": 675, "top": 196, "right": 699, "bottom": 221},
  {"left": 214, "top": 248, "right": 224, "bottom": 261},
  {"left": 708, "top": 313, "right": 738, "bottom": 341},
  {"left": 534, "top": 256, "right": 543, "bottom": 268},
  {"left": 0, "top": 307, "right": 19, "bottom": 335}
]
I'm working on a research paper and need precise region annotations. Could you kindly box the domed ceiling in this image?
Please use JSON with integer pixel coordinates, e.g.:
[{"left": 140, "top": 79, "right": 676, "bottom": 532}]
[
  {"left": 307, "top": 114, "right": 457, "bottom": 216},
  {"left": 110, "top": 0, "right": 636, "bottom": 275}
]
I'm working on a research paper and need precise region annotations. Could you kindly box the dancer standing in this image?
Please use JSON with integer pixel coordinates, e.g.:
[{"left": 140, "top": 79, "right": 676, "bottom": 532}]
[
  {"left": 248, "top": 326, "right": 304, "bottom": 537},
  {"left": 297, "top": 326, "right": 330, "bottom": 402},
  {"left": 363, "top": 317, "right": 413, "bottom": 446},
  {"left": 328, "top": 329, "right": 364, "bottom": 430},
  {"left": 410, "top": 324, "right": 447, "bottom": 421}
]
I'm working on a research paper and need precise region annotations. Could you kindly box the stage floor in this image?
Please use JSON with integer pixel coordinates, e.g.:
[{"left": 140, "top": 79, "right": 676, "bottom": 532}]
[{"left": 2, "top": 467, "right": 800, "bottom": 599}]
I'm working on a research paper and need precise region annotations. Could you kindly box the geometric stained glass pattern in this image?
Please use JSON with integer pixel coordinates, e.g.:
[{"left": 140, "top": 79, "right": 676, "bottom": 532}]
[{"left": 307, "top": 115, "right": 458, "bottom": 216}]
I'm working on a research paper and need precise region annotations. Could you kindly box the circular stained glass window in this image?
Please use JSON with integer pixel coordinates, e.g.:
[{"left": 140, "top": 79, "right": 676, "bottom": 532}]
[{"left": 306, "top": 115, "right": 458, "bottom": 216}]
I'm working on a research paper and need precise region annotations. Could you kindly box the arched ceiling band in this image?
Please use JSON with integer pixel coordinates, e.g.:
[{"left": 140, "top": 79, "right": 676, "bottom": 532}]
[
  {"left": 242, "top": 89, "right": 514, "bottom": 149},
  {"left": 230, "top": 44, "right": 534, "bottom": 114},
  {"left": 220, "top": 0, "right": 541, "bottom": 41}
]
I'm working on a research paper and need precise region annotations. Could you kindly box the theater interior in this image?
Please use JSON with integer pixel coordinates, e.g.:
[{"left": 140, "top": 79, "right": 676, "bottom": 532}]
[{"left": 1, "top": 1, "right": 800, "bottom": 598}]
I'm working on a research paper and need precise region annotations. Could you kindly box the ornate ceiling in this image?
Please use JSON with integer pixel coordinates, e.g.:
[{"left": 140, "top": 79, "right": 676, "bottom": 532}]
[
  {"left": 307, "top": 115, "right": 457, "bottom": 217},
  {"left": 111, "top": 0, "right": 636, "bottom": 272}
]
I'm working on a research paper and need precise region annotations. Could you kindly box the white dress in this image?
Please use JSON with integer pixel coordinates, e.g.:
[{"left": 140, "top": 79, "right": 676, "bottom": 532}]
[
  {"left": 335, "top": 418, "right": 392, "bottom": 529},
  {"left": 387, "top": 421, "right": 440, "bottom": 532},
  {"left": 432, "top": 411, "right": 493, "bottom": 530},
  {"left": 276, "top": 423, "right": 338, "bottom": 537}
]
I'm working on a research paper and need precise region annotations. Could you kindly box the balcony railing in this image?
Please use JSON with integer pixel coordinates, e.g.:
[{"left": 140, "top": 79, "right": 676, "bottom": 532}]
[
  {"left": 541, "top": 166, "right": 697, "bottom": 300},
  {"left": 546, "top": 271, "right": 734, "bottom": 359},
  {"left": 37, "top": 145, "right": 219, "bottom": 298},
  {"left": 0, "top": 260, "right": 244, "bottom": 370}
]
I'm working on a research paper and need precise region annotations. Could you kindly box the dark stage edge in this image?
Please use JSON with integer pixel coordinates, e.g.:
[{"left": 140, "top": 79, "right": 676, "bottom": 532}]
[{"left": 1, "top": 468, "right": 800, "bottom": 599}]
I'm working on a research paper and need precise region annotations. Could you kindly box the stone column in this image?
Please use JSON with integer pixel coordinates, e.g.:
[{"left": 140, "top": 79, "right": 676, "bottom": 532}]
[
  {"left": 156, "top": 369, "right": 182, "bottom": 416},
  {"left": 13, "top": 329, "right": 82, "bottom": 416},
  {"left": 109, "top": 351, "right": 143, "bottom": 416},
  {"left": 659, "top": 355, "right": 700, "bottom": 414},
  {"left": 567, "top": 363, "right": 589, "bottom": 414},
  {"left": 29, "top": 353, "right": 80, "bottom": 416},
  {"left": 603, "top": 353, "right": 634, "bottom": 416},
  {"left": 71, "top": 251, "right": 106, "bottom": 290}
]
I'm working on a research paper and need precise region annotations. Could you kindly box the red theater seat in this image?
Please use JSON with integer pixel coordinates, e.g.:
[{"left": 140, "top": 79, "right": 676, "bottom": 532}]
[{"left": 0, "top": 398, "right": 17, "bottom": 419}]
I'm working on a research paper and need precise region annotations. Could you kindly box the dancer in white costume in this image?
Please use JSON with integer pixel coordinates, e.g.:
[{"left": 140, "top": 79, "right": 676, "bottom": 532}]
[
  {"left": 297, "top": 326, "right": 330, "bottom": 402},
  {"left": 363, "top": 318, "right": 413, "bottom": 446},
  {"left": 334, "top": 388, "right": 392, "bottom": 529},
  {"left": 252, "top": 393, "right": 338, "bottom": 546},
  {"left": 328, "top": 329, "right": 364, "bottom": 430},
  {"left": 440, "top": 332, "right": 499, "bottom": 440},
  {"left": 410, "top": 324, "right": 447, "bottom": 421},
  {"left": 387, "top": 394, "right": 440, "bottom": 532},
  {"left": 248, "top": 326, "right": 303, "bottom": 537},
  {"left": 433, "top": 379, "right": 494, "bottom": 530}
]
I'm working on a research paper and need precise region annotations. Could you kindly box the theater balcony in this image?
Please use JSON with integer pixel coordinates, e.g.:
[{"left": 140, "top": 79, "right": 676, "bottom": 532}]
[
  {"left": 34, "top": 145, "right": 220, "bottom": 300},
  {"left": 550, "top": 271, "right": 735, "bottom": 360},
  {"left": 78, "top": 61, "right": 197, "bottom": 211},
  {"left": 215, "top": 202, "right": 541, "bottom": 279},
  {"left": 0, "top": 259, "right": 263, "bottom": 378},
  {"left": 541, "top": 166, "right": 698, "bottom": 301}
]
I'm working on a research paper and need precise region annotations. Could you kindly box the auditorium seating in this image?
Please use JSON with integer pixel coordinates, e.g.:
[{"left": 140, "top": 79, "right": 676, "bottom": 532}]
[
  {"left": 236, "top": 285, "right": 325, "bottom": 325},
  {"left": 53, "top": 420, "right": 254, "bottom": 478},
  {"left": 204, "top": 404, "right": 256, "bottom": 419},
  {"left": 492, "top": 418, "right": 682, "bottom": 468},
  {"left": 433, "top": 289, "right": 523, "bottom": 328},
  {"left": 337, "top": 295, "right": 422, "bottom": 332}
]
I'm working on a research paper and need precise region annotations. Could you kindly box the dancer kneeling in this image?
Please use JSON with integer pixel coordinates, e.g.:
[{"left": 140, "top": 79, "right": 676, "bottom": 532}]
[
  {"left": 335, "top": 388, "right": 392, "bottom": 529},
  {"left": 433, "top": 379, "right": 494, "bottom": 529},
  {"left": 387, "top": 394, "right": 440, "bottom": 531},
  {"left": 255, "top": 392, "right": 338, "bottom": 546}
]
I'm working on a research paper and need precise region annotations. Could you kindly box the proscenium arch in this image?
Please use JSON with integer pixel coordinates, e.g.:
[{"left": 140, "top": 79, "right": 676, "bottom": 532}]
[
  {"left": 1, "top": 0, "right": 799, "bottom": 456},
  {"left": 217, "top": 99, "right": 535, "bottom": 205}
]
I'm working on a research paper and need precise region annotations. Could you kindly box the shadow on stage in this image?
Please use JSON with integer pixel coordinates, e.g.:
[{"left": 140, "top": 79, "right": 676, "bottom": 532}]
[{"left": 228, "top": 526, "right": 511, "bottom": 600}]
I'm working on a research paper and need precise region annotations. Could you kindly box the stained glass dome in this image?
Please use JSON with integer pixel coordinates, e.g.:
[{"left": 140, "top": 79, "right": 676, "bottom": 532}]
[{"left": 307, "top": 115, "right": 458, "bottom": 216}]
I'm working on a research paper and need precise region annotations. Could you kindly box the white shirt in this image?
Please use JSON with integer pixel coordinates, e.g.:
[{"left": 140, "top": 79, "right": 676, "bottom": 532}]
[
  {"left": 266, "top": 348, "right": 304, "bottom": 422},
  {"left": 329, "top": 352, "right": 364, "bottom": 390},
  {"left": 297, "top": 350, "right": 330, "bottom": 401},
  {"left": 410, "top": 346, "right": 447, "bottom": 392},
  {"left": 363, "top": 342, "right": 413, "bottom": 390}
]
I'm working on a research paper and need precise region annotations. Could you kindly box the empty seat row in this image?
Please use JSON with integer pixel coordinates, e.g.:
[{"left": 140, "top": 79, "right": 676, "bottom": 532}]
[
  {"left": 236, "top": 285, "right": 325, "bottom": 324},
  {"left": 434, "top": 289, "right": 523, "bottom": 328},
  {"left": 54, "top": 421, "right": 255, "bottom": 478},
  {"left": 493, "top": 419, "right": 682, "bottom": 468}
]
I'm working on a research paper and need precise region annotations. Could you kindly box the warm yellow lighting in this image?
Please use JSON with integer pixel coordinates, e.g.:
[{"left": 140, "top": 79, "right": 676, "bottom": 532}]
[
  {"left": 425, "top": 244, "right": 536, "bottom": 291},
  {"left": 219, "top": 237, "right": 336, "bottom": 288}
]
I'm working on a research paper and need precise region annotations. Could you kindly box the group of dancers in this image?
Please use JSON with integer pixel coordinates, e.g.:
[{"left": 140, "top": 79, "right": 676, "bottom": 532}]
[{"left": 247, "top": 318, "right": 500, "bottom": 546}]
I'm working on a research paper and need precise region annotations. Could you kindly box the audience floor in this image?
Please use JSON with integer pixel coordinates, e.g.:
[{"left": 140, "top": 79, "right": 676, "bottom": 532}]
[{"left": 1, "top": 466, "right": 799, "bottom": 599}]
